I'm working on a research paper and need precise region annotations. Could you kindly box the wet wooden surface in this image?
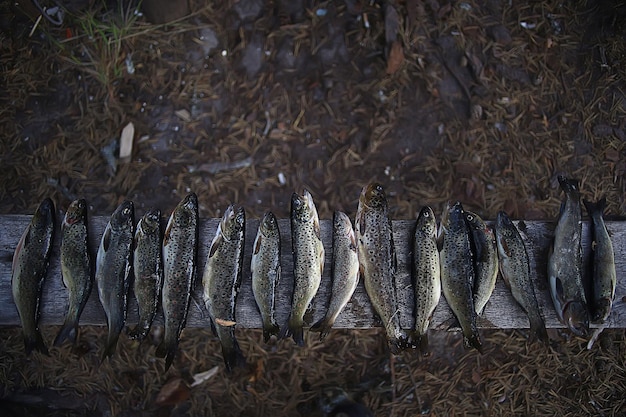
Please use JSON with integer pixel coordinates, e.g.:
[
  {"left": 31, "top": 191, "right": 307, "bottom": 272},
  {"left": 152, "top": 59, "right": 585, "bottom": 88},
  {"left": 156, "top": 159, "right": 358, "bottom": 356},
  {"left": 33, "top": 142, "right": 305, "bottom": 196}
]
[{"left": 1, "top": 215, "right": 624, "bottom": 331}]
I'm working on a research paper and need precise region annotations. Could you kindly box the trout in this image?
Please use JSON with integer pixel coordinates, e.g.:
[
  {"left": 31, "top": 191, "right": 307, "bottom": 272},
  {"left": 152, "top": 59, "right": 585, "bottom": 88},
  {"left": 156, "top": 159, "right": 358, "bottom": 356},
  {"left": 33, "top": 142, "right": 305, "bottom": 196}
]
[
  {"left": 129, "top": 208, "right": 162, "bottom": 340},
  {"left": 281, "top": 190, "right": 325, "bottom": 346},
  {"left": 55, "top": 198, "right": 92, "bottom": 346},
  {"left": 464, "top": 211, "right": 498, "bottom": 316},
  {"left": 495, "top": 211, "right": 549, "bottom": 344},
  {"left": 202, "top": 205, "right": 246, "bottom": 372},
  {"left": 548, "top": 176, "right": 589, "bottom": 336},
  {"left": 12, "top": 198, "right": 56, "bottom": 355},
  {"left": 310, "top": 211, "right": 359, "bottom": 340},
  {"left": 251, "top": 211, "right": 281, "bottom": 342},
  {"left": 96, "top": 200, "right": 134, "bottom": 360},
  {"left": 440, "top": 202, "right": 482, "bottom": 352},
  {"left": 156, "top": 193, "right": 198, "bottom": 370},
  {"left": 356, "top": 183, "right": 408, "bottom": 353},
  {"left": 411, "top": 206, "right": 441, "bottom": 354}
]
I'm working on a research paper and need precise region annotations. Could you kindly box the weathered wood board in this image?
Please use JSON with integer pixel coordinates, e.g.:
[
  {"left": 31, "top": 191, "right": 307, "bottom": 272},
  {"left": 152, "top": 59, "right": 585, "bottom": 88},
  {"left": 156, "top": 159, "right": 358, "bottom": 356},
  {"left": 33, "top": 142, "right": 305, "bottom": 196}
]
[{"left": 0, "top": 214, "right": 624, "bottom": 332}]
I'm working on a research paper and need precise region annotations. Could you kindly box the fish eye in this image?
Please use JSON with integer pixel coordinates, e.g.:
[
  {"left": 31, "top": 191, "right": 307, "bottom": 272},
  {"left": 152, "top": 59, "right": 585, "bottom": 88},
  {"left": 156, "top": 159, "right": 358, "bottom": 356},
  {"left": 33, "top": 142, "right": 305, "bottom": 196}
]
[
  {"left": 467, "top": 214, "right": 473, "bottom": 221},
  {"left": 424, "top": 211, "right": 429, "bottom": 218}
]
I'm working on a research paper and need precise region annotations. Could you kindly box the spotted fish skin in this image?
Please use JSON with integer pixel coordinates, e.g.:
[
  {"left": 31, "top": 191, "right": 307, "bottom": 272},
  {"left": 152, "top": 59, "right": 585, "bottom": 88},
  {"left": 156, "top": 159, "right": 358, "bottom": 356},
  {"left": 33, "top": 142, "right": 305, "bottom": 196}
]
[
  {"left": 156, "top": 193, "right": 198, "bottom": 370},
  {"left": 440, "top": 202, "right": 482, "bottom": 352},
  {"left": 202, "top": 205, "right": 246, "bottom": 372},
  {"left": 355, "top": 183, "right": 408, "bottom": 354},
  {"left": 54, "top": 199, "right": 92, "bottom": 347},
  {"left": 495, "top": 211, "right": 549, "bottom": 344},
  {"left": 129, "top": 208, "right": 162, "bottom": 340},
  {"left": 411, "top": 206, "right": 441, "bottom": 354},
  {"left": 281, "top": 190, "right": 325, "bottom": 346},
  {"left": 464, "top": 211, "right": 498, "bottom": 316},
  {"left": 251, "top": 211, "right": 281, "bottom": 343},
  {"left": 584, "top": 198, "right": 616, "bottom": 323},
  {"left": 96, "top": 200, "right": 134, "bottom": 360},
  {"left": 310, "top": 211, "right": 359, "bottom": 341},
  {"left": 12, "top": 198, "right": 56, "bottom": 355},
  {"left": 548, "top": 176, "right": 589, "bottom": 337}
]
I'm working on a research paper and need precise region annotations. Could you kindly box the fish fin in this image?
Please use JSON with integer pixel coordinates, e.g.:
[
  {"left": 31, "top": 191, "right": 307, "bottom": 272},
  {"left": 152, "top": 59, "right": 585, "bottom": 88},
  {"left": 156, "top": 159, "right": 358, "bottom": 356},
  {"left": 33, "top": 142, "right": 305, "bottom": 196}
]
[
  {"left": 310, "top": 316, "right": 332, "bottom": 341},
  {"left": 313, "top": 216, "right": 322, "bottom": 241},
  {"left": 155, "top": 335, "right": 178, "bottom": 371},
  {"left": 25, "top": 330, "right": 49, "bottom": 355},
  {"left": 53, "top": 319, "right": 78, "bottom": 347},
  {"left": 285, "top": 317, "right": 304, "bottom": 346},
  {"left": 102, "top": 226, "right": 111, "bottom": 252},
  {"left": 253, "top": 234, "right": 262, "bottom": 255},
  {"left": 388, "top": 335, "right": 408, "bottom": 355},
  {"left": 208, "top": 317, "right": 218, "bottom": 337},
  {"left": 583, "top": 197, "right": 607, "bottom": 217},
  {"left": 222, "top": 338, "right": 246, "bottom": 373},
  {"left": 209, "top": 234, "right": 222, "bottom": 258},
  {"left": 262, "top": 322, "right": 280, "bottom": 343},
  {"left": 357, "top": 210, "right": 366, "bottom": 235}
]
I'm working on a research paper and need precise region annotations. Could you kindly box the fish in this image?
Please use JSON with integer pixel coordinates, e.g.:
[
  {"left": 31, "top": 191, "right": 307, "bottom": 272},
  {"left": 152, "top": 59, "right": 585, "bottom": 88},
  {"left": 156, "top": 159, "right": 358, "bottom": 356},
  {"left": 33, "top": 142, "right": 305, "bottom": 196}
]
[
  {"left": 355, "top": 183, "right": 408, "bottom": 353},
  {"left": 96, "top": 200, "right": 134, "bottom": 360},
  {"left": 439, "top": 202, "right": 482, "bottom": 352},
  {"left": 202, "top": 205, "right": 246, "bottom": 372},
  {"left": 128, "top": 208, "right": 163, "bottom": 340},
  {"left": 281, "top": 190, "right": 325, "bottom": 346},
  {"left": 495, "top": 211, "right": 549, "bottom": 344},
  {"left": 548, "top": 176, "right": 589, "bottom": 336},
  {"left": 54, "top": 198, "right": 92, "bottom": 347},
  {"left": 156, "top": 193, "right": 198, "bottom": 370},
  {"left": 251, "top": 211, "right": 281, "bottom": 343},
  {"left": 310, "top": 211, "right": 359, "bottom": 340},
  {"left": 12, "top": 198, "right": 56, "bottom": 355},
  {"left": 584, "top": 198, "right": 616, "bottom": 323},
  {"left": 410, "top": 206, "right": 441, "bottom": 354},
  {"left": 464, "top": 211, "right": 498, "bottom": 316}
]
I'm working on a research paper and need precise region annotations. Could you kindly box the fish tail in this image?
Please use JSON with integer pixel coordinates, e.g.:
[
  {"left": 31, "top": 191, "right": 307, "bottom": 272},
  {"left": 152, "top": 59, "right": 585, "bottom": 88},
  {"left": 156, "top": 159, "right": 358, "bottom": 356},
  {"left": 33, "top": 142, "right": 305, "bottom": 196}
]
[
  {"left": 410, "top": 331, "right": 430, "bottom": 356},
  {"left": 262, "top": 321, "right": 280, "bottom": 343},
  {"left": 127, "top": 323, "right": 149, "bottom": 341},
  {"left": 583, "top": 197, "right": 607, "bottom": 217},
  {"left": 528, "top": 317, "right": 550, "bottom": 345},
  {"left": 309, "top": 316, "right": 333, "bottom": 341},
  {"left": 53, "top": 318, "right": 79, "bottom": 346},
  {"left": 592, "top": 298, "right": 612, "bottom": 323},
  {"left": 463, "top": 332, "right": 483, "bottom": 353},
  {"left": 24, "top": 330, "right": 49, "bottom": 355},
  {"left": 222, "top": 338, "right": 246, "bottom": 373},
  {"left": 155, "top": 342, "right": 177, "bottom": 371},
  {"left": 279, "top": 316, "right": 304, "bottom": 346},
  {"left": 101, "top": 331, "right": 121, "bottom": 361},
  {"left": 557, "top": 175, "right": 580, "bottom": 197}
]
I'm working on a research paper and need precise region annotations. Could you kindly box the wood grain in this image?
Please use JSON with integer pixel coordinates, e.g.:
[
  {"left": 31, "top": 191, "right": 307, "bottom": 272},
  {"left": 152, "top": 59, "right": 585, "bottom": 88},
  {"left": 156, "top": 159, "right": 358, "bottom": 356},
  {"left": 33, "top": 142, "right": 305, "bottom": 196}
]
[{"left": 1, "top": 215, "right": 624, "bottom": 331}]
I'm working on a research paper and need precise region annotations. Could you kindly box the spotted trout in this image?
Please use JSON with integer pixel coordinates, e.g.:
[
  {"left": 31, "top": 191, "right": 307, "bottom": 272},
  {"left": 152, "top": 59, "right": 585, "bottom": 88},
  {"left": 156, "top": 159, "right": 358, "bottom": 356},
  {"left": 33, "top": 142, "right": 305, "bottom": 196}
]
[
  {"left": 464, "top": 211, "right": 498, "bottom": 316},
  {"left": 156, "top": 193, "right": 198, "bottom": 370},
  {"left": 202, "top": 205, "right": 246, "bottom": 372},
  {"left": 548, "top": 176, "right": 589, "bottom": 336},
  {"left": 129, "top": 208, "right": 162, "bottom": 340},
  {"left": 584, "top": 198, "right": 616, "bottom": 323},
  {"left": 411, "top": 206, "right": 441, "bottom": 354},
  {"left": 282, "top": 190, "right": 325, "bottom": 346},
  {"left": 12, "top": 198, "right": 56, "bottom": 355},
  {"left": 356, "top": 183, "right": 408, "bottom": 353},
  {"left": 440, "top": 202, "right": 482, "bottom": 352},
  {"left": 96, "top": 200, "right": 134, "bottom": 360},
  {"left": 251, "top": 211, "right": 281, "bottom": 343},
  {"left": 310, "top": 211, "right": 359, "bottom": 340},
  {"left": 54, "top": 198, "right": 92, "bottom": 347},
  {"left": 495, "top": 211, "right": 549, "bottom": 344}
]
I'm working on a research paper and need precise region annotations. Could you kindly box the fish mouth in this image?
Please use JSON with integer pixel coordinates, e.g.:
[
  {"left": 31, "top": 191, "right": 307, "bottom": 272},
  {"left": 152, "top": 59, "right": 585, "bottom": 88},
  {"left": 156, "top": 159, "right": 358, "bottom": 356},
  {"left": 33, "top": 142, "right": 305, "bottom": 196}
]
[{"left": 182, "top": 193, "right": 198, "bottom": 210}]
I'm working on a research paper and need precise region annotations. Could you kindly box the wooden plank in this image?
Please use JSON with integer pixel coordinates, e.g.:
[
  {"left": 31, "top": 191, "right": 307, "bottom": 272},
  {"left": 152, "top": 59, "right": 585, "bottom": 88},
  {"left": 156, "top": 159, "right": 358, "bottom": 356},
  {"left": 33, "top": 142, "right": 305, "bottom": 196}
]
[{"left": 0, "top": 215, "right": 624, "bottom": 331}]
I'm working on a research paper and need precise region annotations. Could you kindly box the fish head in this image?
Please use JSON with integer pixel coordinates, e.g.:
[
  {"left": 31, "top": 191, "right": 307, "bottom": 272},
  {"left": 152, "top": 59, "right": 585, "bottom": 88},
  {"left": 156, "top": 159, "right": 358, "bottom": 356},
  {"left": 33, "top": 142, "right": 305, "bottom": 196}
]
[
  {"left": 141, "top": 208, "right": 161, "bottom": 233},
  {"left": 220, "top": 205, "right": 245, "bottom": 238},
  {"left": 416, "top": 206, "right": 437, "bottom": 237},
  {"left": 260, "top": 211, "right": 279, "bottom": 237},
  {"left": 333, "top": 211, "right": 353, "bottom": 234},
  {"left": 360, "top": 183, "right": 387, "bottom": 210},
  {"left": 174, "top": 193, "right": 198, "bottom": 227},
  {"left": 292, "top": 189, "right": 318, "bottom": 224},
  {"left": 63, "top": 198, "right": 87, "bottom": 227},
  {"left": 563, "top": 300, "right": 590, "bottom": 337},
  {"left": 111, "top": 200, "right": 134, "bottom": 231},
  {"left": 441, "top": 201, "right": 464, "bottom": 232},
  {"left": 35, "top": 197, "right": 56, "bottom": 224}
]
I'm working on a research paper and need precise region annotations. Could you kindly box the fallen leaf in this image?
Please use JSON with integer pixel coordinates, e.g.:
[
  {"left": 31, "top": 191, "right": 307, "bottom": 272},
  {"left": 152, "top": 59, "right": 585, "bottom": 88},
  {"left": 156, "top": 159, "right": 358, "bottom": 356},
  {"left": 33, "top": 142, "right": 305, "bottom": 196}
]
[
  {"left": 175, "top": 109, "right": 191, "bottom": 122},
  {"left": 155, "top": 378, "right": 190, "bottom": 406},
  {"left": 386, "top": 41, "right": 404, "bottom": 75},
  {"left": 215, "top": 318, "right": 237, "bottom": 327},
  {"left": 119, "top": 122, "right": 134, "bottom": 162},
  {"left": 191, "top": 366, "right": 219, "bottom": 387}
]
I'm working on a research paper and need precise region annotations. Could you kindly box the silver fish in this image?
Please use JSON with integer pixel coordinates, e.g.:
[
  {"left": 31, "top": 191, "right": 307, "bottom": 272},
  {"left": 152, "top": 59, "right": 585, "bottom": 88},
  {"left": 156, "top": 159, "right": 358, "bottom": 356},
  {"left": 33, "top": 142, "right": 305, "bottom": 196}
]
[
  {"left": 495, "top": 211, "right": 549, "bottom": 344},
  {"left": 355, "top": 183, "right": 408, "bottom": 353},
  {"left": 464, "top": 211, "right": 498, "bottom": 316},
  {"left": 411, "top": 206, "right": 441, "bottom": 354},
  {"left": 156, "top": 193, "right": 198, "bottom": 370},
  {"left": 282, "top": 190, "right": 325, "bottom": 346},
  {"left": 584, "top": 198, "right": 616, "bottom": 323},
  {"left": 12, "top": 198, "right": 56, "bottom": 355},
  {"left": 548, "top": 176, "right": 589, "bottom": 336},
  {"left": 202, "top": 205, "right": 246, "bottom": 372},
  {"left": 310, "top": 211, "right": 359, "bottom": 340},
  {"left": 440, "top": 202, "right": 482, "bottom": 352},
  {"left": 129, "top": 208, "right": 162, "bottom": 340},
  {"left": 96, "top": 200, "right": 134, "bottom": 360},
  {"left": 251, "top": 211, "right": 281, "bottom": 342},
  {"left": 55, "top": 198, "right": 92, "bottom": 346}
]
